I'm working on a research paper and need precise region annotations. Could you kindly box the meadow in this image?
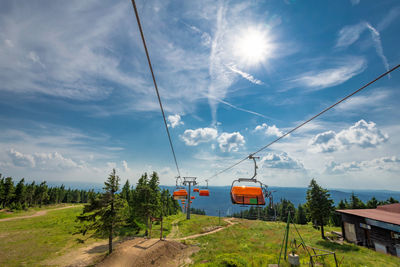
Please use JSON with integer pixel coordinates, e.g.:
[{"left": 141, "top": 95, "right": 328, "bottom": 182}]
[
  {"left": 0, "top": 205, "right": 104, "bottom": 266},
  {"left": 1, "top": 207, "right": 399, "bottom": 267},
  {"left": 189, "top": 218, "right": 400, "bottom": 267}
]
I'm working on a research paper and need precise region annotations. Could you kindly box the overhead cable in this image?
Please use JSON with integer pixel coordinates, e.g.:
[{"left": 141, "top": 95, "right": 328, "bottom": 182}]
[
  {"left": 206, "top": 64, "right": 400, "bottom": 182},
  {"left": 131, "top": 0, "right": 181, "bottom": 178}
]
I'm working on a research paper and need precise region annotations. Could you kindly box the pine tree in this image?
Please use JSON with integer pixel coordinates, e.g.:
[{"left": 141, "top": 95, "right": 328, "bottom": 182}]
[
  {"left": 14, "top": 178, "right": 26, "bottom": 209},
  {"left": 76, "top": 169, "right": 127, "bottom": 254},
  {"left": 305, "top": 179, "right": 334, "bottom": 239},
  {"left": 366, "top": 197, "right": 379, "bottom": 209},
  {"left": 121, "top": 180, "right": 131, "bottom": 201},
  {"left": 277, "top": 198, "right": 295, "bottom": 222},
  {"left": 0, "top": 175, "right": 5, "bottom": 208},
  {"left": 387, "top": 197, "right": 399, "bottom": 204},
  {"left": 3, "top": 177, "right": 15, "bottom": 208},
  {"left": 295, "top": 204, "right": 308, "bottom": 225},
  {"left": 349, "top": 193, "right": 365, "bottom": 209},
  {"left": 37, "top": 181, "right": 49, "bottom": 207}
]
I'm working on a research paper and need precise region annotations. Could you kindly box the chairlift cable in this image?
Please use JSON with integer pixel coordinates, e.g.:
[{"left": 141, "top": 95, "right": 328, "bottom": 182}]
[
  {"left": 131, "top": 0, "right": 181, "bottom": 178},
  {"left": 205, "top": 64, "right": 400, "bottom": 182}
]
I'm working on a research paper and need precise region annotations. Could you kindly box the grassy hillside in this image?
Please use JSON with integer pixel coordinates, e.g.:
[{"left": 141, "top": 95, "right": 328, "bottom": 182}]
[
  {"left": 2, "top": 209, "right": 398, "bottom": 266},
  {"left": 0, "top": 205, "right": 105, "bottom": 266},
  {"left": 187, "top": 218, "right": 400, "bottom": 267},
  {"left": 0, "top": 203, "right": 79, "bottom": 219}
]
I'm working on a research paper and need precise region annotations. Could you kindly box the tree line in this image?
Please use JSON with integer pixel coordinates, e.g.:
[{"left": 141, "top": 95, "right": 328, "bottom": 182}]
[
  {"left": 232, "top": 178, "right": 399, "bottom": 239},
  {"left": 0, "top": 174, "right": 97, "bottom": 210},
  {"left": 76, "top": 169, "right": 180, "bottom": 253}
]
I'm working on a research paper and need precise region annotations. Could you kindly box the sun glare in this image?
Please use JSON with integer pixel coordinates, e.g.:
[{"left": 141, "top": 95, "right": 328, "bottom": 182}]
[{"left": 233, "top": 27, "right": 273, "bottom": 66}]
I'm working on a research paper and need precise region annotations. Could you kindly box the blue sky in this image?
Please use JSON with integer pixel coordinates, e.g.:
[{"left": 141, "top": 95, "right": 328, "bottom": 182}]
[{"left": 0, "top": 0, "right": 399, "bottom": 190}]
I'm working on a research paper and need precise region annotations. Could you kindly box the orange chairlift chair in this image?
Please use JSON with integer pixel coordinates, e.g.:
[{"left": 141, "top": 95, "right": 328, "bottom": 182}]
[
  {"left": 231, "top": 155, "right": 266, "bottom": 206},
  {"left": 191, "top": 196, "right": 195, "bottom": 200},
  {"left": 193, "top": 188, "right": 200, "bottom": 193},
  {"left": 199, "top": 180, "right": 210, "bottom": 196},
  {"left": 173, "top": 176, "right": 188, "bottom": 200}
]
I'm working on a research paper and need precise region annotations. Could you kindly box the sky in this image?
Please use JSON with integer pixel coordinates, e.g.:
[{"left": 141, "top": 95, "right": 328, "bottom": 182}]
[{"left": 0, "top": 0, "right": 399, "bottom": 190}]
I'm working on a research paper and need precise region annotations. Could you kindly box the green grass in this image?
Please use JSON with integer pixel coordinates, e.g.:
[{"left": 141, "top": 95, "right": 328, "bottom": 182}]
[
  {"left": 149, "top": 213, "right": 227, "bottom": 239},
  {"left": 0, "top": 203, "right": 81, "bottom": 219},
  {"left": 0, "top": 205, "right": 105, "bottom": 266},
  {"left": 188, "top": 218, "right": 400, "bottom": 267}
]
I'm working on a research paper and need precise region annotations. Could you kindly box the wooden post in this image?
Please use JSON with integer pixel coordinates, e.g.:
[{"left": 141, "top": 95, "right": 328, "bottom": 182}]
[
  {"left": 284, "top": 211, "right": 291, "bottom": 260},
  {"left": 160, "top": 216, "right": 163, "bottom": 240}
]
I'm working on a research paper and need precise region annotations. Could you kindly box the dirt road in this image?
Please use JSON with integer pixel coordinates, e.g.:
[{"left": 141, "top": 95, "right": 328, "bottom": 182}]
[{"left": 0, "top": 205, "right": 77, "bottom": 222}]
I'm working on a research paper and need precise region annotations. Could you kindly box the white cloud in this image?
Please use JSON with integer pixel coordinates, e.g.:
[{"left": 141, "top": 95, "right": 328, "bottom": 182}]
[
  {"left": 6, "top": 148, "right": 85, "bottom": 170},
  {"left": 186, "top": 24, "right": 211, "bottom": 47},
  {"left": 226, "top": 64, "right": 264, "bottom": 85},
  {"left": 254, "top": 123, "right": 283, "bottom": 137},
  {"left": 122, "top": 160, "right": 130, "bottom": 172},
  {"left": 309, "top": 120, "right": 389, "bottom": 153},
  {"left": 336, "top": 22, "right": 366, "bottom": 47},
  {"left": 5, "top": 39, "right": 14, "bottom": 48},
  {"left": 180, "top": 127, "right": 218, "bottom": 146},
  {"left": 325, "top": 156, "right": 400, "bottom": 174},
  {"left": 350, "top": 0, "right": 360, "bottom": 6},
  {"left": 7, "top": 148, "right": 35, "bottom": 168},
  {"left": 217, "top": 132, "right": 245, "bottom": 152},
  {"left": 291, "top": 57, "right": 366, "bottom": 90},
  {"left": 107, "top": 162, "right": 117, "bottom": 170},
  {"left": 206, "top": 93, "right": 271, "bottom": 120},
  {"left": 334, "top": 89, "right": 389, "bottom": 112},
  {"left": 377, "top": 6, "right": 400, "bottom": 31},
  {"left": 336, "top": 22, "right": 389, "bottom": 73},
  {"left": 167, "top": 114, "right": 184, "bottom": 128},
  {"left": 261, "top": 152, "right": 304, "bottom": 169}
]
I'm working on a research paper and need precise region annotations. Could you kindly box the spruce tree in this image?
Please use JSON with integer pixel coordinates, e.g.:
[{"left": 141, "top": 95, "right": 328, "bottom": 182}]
[
  {"left": 0, "top": 175, "right": 5, "bottom": 208},
  {"left": 305, "top": 179, "right": 334, "bottom": 239},
  {"left": 366, "top": 197, "right": 379, "bottom": 209},
  {"left": 76, "top": 169, "right": 128, "bottom": 254},
  {"left": 295, "top": 204, "right": 307, "bottom": 225},
  {"left": 3, "top": 177, "right": 15, "bottom": 208},
  {"left": 14, "top": 178, "right": 26, "bottom": 209},
  {"left": 121, "top": 180, "right": 131, "bottom": 201}
]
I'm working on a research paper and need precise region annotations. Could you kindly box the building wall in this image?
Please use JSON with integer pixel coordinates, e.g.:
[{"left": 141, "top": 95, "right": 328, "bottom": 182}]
[{"left": 340, "top": 213, "right": 400, "bottom": 256}]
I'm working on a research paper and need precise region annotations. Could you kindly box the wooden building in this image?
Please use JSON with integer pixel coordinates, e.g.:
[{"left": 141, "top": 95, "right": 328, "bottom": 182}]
[{"left": 337, "top": 203, "right": 400, "bottom": 257}]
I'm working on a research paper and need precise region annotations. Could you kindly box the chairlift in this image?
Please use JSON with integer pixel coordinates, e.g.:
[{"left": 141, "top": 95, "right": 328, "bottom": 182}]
[
  {"left": 193, "top": 188, "right": 200, "bottom": 193},
  {"left": 191, "top": 196, "right": 195, "bottom": 200},
  {"left": 173, "top": 176, "right": 188, "bottom": 200},
  {"left": 199, "top": 180, "right": 210, "bottom": 197},
  {"left": 230, "top": 155, "right": 266, "bottom": 205}
]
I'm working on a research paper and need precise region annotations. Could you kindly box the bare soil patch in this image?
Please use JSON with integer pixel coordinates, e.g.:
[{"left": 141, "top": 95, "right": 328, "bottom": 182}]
[{"left": 97, "top": 238, "right": 189, "bottom": 267}]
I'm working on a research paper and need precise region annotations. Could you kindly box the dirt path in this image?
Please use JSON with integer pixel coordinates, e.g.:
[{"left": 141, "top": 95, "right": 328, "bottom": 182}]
[
  {"left": 0, "top": 205, "right": 77, "bottom": 222},
  {"left": 168, "top": 217, "right": 183, "bottom": 239},
  {"left": 94, "top": 218, "right": 237, "bottom": 267},
  {"left": 43, "top": 239, "right": 111, "bottom": 267},
  {"left": 49, "top": 217, "right": 237, "bottom": 267},
  {"left": 173, "top": 218, "right": 236, "bottom": 241}
]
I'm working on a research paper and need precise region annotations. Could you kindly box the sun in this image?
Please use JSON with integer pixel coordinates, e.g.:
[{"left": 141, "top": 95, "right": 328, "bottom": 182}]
[{"left": 233, "top": 27, "right": 274, "bottom": 66}]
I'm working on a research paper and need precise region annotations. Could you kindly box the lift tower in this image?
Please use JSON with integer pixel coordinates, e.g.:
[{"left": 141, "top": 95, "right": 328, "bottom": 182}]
[{"left": 183, "top": 177, "right": 197, "bottom": 220}]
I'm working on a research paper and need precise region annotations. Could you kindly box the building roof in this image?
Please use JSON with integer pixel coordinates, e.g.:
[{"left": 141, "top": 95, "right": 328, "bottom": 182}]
[{"left": 337, "top": 203, "right": 400, "bottom": 226}]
